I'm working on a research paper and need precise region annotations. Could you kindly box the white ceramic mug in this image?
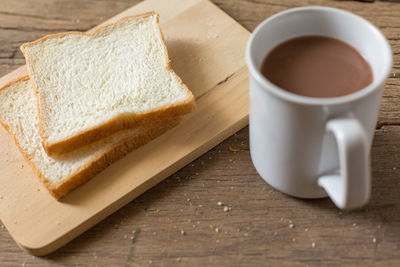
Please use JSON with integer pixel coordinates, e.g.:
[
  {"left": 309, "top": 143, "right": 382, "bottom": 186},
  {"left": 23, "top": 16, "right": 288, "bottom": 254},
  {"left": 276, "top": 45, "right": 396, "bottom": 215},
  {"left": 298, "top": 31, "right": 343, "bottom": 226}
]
[{"left": 246, "top": 6, "right": 392, "bottom": 209}]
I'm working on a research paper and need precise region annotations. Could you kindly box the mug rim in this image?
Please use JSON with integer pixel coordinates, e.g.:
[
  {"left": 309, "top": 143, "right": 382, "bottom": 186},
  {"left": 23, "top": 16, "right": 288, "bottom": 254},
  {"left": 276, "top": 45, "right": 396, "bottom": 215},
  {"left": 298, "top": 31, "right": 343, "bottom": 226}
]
[{"left": 246, "top": 6, "right": 392, "bottom": 106}]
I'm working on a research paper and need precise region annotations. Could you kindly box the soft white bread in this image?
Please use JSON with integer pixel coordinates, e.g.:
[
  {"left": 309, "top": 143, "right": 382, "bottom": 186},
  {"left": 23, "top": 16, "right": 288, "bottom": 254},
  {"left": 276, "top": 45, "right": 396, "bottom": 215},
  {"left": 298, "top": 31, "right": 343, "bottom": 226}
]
[
  {"left": 20, "top": 12, "right": 195, "bottom": 156},
  {"left": 0, "top": 77, "right": 182, "bottom": 199}
]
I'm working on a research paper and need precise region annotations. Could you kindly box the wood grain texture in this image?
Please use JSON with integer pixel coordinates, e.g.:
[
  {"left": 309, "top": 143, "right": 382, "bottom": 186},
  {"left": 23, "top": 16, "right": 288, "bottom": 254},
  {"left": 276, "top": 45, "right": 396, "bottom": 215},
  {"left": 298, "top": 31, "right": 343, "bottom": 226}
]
[
  {"left": 0, "top": 0, "right": 400, "bottom": 265},
  {"left": 0, "top": 0, "right": 250, "bottom": 256}
]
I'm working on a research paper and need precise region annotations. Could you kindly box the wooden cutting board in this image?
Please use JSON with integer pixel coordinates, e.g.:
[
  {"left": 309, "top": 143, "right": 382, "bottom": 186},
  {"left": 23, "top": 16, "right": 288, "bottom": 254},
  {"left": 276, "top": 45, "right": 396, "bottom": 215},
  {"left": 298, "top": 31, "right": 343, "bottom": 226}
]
[{"left": 0, "top": 0, "right": 249, "bottom": 256}]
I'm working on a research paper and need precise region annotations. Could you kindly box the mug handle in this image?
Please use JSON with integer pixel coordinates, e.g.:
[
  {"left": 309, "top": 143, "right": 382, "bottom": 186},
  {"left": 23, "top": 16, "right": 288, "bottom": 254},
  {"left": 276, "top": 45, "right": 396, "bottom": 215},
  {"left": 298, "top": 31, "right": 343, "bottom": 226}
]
[{"left": 318, "top": 118, "right": 370, "bottom": 210}]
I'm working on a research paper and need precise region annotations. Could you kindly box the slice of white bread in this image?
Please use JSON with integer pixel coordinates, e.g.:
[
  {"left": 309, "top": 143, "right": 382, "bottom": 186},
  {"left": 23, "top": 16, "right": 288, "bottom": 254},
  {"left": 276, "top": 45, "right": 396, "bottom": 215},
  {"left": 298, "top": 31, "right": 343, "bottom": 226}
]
[
  {"left": 20, "top": 12, "right": 195, "bottom": 156},
  {"left": 0, "top": 76, "right": 182, "bottom": 199}
]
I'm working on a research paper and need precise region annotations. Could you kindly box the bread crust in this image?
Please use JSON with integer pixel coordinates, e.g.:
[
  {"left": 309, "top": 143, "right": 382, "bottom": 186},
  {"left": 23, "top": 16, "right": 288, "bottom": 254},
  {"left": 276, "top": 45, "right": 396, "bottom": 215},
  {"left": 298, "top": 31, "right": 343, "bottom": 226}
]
[
  {"left": 0, "top": 77, "right": 182, "bottom": 199},
  {"left": 20, "top": 12, "right": 195, "bottom": 157},
  {"left": 48, "top": 117, "right": 182, "bottom": 199}
]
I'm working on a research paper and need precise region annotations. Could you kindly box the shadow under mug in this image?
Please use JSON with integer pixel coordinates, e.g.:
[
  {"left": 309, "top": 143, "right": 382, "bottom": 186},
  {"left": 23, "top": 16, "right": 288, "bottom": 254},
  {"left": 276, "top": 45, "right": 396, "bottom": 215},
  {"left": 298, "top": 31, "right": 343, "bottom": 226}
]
[{"left": 246, "top": 6, "right": 392, "bottom": 210}]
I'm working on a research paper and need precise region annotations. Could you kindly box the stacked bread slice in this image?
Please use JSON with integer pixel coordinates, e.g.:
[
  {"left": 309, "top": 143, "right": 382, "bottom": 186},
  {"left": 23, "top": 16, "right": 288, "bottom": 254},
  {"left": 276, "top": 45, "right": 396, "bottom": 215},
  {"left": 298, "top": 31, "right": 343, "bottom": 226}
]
[{"left": 0, "top": 13, "right": 195, "bottom": 199}]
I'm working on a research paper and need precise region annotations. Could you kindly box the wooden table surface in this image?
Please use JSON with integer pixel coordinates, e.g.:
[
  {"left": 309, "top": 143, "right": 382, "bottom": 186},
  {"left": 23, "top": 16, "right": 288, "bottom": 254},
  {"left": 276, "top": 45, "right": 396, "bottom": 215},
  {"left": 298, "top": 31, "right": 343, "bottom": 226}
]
[{"left": 0, "top": 0, "right": 399, "bottom": 266}]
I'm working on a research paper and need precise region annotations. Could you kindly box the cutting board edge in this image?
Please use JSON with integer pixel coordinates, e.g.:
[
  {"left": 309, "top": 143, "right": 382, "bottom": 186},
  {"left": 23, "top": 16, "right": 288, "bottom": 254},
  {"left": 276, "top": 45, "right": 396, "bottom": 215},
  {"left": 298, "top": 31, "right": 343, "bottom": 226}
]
[{"left": 13, "top": 115, "right": 249, "bottom": 256}]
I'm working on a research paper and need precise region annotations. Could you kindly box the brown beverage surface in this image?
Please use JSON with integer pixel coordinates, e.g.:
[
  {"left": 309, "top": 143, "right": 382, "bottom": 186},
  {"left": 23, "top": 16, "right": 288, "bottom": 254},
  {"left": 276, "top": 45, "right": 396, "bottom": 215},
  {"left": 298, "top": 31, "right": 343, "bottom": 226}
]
[{"left": 261, "top": 36, "right": 373, "bottom": 98}]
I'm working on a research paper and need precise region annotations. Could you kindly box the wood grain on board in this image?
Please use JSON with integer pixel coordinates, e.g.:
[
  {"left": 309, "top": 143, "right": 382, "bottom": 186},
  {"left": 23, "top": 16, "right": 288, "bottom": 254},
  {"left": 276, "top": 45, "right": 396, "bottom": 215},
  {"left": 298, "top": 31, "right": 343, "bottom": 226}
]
[
  {"left": 0, "top": 0, "right": 400, "bottom": 265},
  {"left": 0, "top": 0, "right": 249, "bottom": 256}
]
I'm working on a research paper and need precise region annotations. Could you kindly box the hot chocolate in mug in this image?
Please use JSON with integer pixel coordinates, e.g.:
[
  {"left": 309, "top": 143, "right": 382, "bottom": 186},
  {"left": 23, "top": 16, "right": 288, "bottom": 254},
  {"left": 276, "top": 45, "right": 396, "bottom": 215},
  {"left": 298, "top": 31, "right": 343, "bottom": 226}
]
[{"left": 246, "top": 6, "right": 392, "bottom": 209}]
